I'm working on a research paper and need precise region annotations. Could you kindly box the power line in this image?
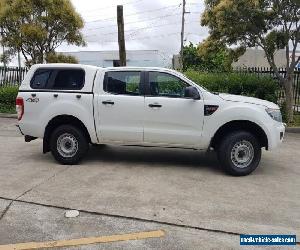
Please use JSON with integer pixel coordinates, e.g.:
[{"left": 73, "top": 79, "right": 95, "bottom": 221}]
[
  {"left": 85, "top": 4, "right": 181, "bottom": 23},
  {"left": 84, "top": 12, "right": 201, "bottom": 31},
  {"left": 85, "top": 21, "right": 199, "bottom": 37},
  {"left": 81, "top": 1, "right": 202, "bottom": 20},
  {"left": 85, "top": 12, "right": 180, "bottom": 31}
]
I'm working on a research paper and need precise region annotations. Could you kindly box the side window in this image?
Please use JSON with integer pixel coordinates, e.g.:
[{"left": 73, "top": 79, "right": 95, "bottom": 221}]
[
  {"left": 52, "top": 69, "right": 85, "bottom": 90},
  {"left": 30, "top": 69, "right": 53, "bottom": 89},
  {"left": 104, "top": 71, "right": 141, "bottom": 95},
  {"left": 30, "top": 68, "right": 85, "bottom": 90},
  {"left": 149, "top": 72, "right": 188, "bottom": 98}
]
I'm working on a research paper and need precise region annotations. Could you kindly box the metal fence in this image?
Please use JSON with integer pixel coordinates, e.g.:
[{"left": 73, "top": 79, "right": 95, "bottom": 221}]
[
  {"left": 0, "top": 67, "right": 28, "bottom": 86},
  {"left": 235, "top": 67, "right": 300, "bottom": 113}
]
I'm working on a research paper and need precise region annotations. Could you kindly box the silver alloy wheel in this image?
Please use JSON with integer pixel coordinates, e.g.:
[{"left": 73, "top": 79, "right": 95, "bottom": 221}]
[
  {"left": 57, "top": 133, "right": 78, "bottom": 158},
  {"left": 230, "top": 140, "right": 254, "bottom": 168}
]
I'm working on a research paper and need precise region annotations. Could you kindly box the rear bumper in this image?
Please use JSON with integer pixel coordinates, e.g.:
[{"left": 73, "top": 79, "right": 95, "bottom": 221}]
[{"left": 16, "top": 125, "right": 37, "bottom": 142}]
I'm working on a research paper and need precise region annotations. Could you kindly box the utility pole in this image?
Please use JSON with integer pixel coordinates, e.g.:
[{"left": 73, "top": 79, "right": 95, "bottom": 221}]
[
  {"left": 117, "top": 5, "right": 126, "bottom": 66},
  {"left": 180, "top": 0, "right": 186, "bottom": 71}
]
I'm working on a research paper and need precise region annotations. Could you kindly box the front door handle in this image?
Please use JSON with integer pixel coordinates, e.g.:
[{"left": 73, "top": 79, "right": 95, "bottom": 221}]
[
  {"left": 149, "top": 103, "right": 162, "bottom": 108},
  {"left": 102, "top": 100, "right": 114, "bottom": 105}
]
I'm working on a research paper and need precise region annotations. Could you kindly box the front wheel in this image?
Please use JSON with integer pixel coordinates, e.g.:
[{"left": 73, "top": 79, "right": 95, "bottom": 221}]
[
  {"left": 217, "top": 131, "right": 261, "bottom": 176},
  {"left": 50, "top": 125, "right": 89, "bottom": 165}
]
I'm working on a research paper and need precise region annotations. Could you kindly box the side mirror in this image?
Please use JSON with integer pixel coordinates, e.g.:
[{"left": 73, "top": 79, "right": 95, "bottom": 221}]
[{"left": 184, "top": 86, "right": 200, "bottom": 100}]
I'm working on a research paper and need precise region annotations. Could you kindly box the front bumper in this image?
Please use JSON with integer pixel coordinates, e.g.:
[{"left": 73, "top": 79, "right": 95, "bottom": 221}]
[{"left": 267, "top": 122, "right": 285, "bottom": 150}]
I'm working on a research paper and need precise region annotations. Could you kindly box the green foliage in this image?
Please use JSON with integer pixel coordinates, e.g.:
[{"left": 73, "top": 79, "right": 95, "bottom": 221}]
[
  {"left": 0, "top": 86, "right": 19, "bottom": 105},
  {"left": 0, "top": 0, "right": 85, "bottom": 65},
  {"left": 291, "top": 114, "right": 300, "bottom": 127},
  {"left": 182, "top": 43, "right": 203, "bottom": 71},
  {"left": 183, "top": 41, "right": 244, "bottom": 72},
  {"left": 184, "top": 70, "right": 279, "bottom": 103},
  {"left": 46, "top": 53, "right": 78, "bottom": 64},
  {"left": 0, "top": 86, "right": 19, "bottom": 113}
]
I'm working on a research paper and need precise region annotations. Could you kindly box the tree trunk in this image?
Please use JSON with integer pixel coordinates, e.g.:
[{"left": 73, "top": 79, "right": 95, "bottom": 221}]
[{"left": 283, "top": 76, "right": 294, "bottom": 124}]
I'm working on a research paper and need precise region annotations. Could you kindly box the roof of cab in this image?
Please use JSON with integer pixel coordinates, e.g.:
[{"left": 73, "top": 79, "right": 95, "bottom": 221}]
[
  {"left": 32, "top": 64, "right": 175, "bottom": 72},
  {"left": 31, "top": 63, "right": 100, "bottom": 70},
  {"left": 104, "top": 66, "right": 174, "bottom": 71}
]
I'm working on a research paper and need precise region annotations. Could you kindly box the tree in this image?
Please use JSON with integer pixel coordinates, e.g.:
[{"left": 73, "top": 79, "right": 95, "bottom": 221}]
[
  {"left": 201, "top": 0, "right": 300, "bottom": 123},
  {"left": 0, "top": 0, "right": 85, "bottom": 66},
  {"left": 183, "top": 41, "right": 243, "bottom": 71},
  {"left": 45, "top": 52, "right": 78, "bottom": 64},
  {"left": 182, "top": 42, "right": 203, "bottom": 71},
  {"left": 197, "top": 37, "right": 245, "bottom": 72}
]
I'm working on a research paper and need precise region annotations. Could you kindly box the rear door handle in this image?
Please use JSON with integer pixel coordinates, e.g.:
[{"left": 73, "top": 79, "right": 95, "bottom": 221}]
[
  {"left": 102, "top": 100, "right": 114, "bottom": 105},
  {"left": 149, "top": 103, "right": 162, "bottom": 108},
  {"left": 31, "top": 93, "right": 36, "bottom": 97}
]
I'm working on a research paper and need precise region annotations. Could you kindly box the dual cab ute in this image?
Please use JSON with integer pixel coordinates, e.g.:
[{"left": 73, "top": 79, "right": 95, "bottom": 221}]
[{"left": 16, "top": 64, "right": 285, "bottom": 176}]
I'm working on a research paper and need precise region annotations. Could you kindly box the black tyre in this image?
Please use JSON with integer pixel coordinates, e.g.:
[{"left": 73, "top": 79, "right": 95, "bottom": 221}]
[
  {"left": 217, "top": 131, "right": 261, "bottom": 176},
  {"left": 50, "top": 125, "right": 89, "bottom": 165}
]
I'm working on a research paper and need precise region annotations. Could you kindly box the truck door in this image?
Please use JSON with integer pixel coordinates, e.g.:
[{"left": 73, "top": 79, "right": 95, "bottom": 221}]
[
  {"left": 95, "top": 70, "right": 145, "bottom": 144},
  {"left": 143, "top": 71, "right": 204, "bottom": 147}
]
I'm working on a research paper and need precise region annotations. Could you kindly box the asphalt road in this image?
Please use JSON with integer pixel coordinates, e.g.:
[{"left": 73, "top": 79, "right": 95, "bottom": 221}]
[{"left": 0, "top": 117, "right": 299, "bottom": 249}]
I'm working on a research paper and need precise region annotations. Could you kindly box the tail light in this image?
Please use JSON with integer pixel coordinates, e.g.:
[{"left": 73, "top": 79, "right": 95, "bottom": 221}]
[{"left": 16, "top": 97, "right": 24, "bottom": 121}]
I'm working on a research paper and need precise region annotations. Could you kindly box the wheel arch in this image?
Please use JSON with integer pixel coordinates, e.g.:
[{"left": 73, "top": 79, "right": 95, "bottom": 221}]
[
  {"left": 210, "top": 120, "right": 268, "bottom": 150},
  {"left": 43, "top": 115, "right": 91, "bottom": 153}
]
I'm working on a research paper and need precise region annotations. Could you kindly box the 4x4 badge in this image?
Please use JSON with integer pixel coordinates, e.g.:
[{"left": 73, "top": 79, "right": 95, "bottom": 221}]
[{"left": 26, "top": 97, "right": 39, "bottom": 103}]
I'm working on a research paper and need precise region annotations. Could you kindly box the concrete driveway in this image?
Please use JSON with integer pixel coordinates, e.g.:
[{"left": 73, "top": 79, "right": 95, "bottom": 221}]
[{"left": 0, "top": 117, "right": 299, "bottom": 249}]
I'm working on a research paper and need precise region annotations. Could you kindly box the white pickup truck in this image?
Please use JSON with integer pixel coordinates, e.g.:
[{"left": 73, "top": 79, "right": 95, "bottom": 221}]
[{"left": 16, "top": 64, "right": 285, "bottom": 176}]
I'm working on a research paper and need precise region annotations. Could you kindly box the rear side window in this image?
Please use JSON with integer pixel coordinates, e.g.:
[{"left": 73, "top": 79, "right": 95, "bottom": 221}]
[
  {"left": 52, "top": 69, "right": 84, "bottom": 89},
  {"left": 30, "top": 68, "right": 85, "bottom": 90},
  {"left": 104, "top": 71, "right": 141, "bottom": 95},
  {"left": 30, "top": 69, "right": 52, "bottom": 89}
]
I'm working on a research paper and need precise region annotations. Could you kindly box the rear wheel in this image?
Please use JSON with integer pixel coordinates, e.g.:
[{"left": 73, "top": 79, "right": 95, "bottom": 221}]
[
  {"left": 217, "top": 131, "right": 261, "bottom": 176},
  {"left": 50, "top": 125, "right": 89, "bottom": 165}
]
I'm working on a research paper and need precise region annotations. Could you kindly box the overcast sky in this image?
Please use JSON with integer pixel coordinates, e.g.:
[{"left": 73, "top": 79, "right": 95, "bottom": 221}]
[{"left": 57, "top": 0, "right": 209, "bottom": 58}]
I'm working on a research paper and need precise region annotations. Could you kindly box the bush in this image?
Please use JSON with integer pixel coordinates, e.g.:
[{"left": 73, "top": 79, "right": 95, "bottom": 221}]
[
  {"left": 46, "top": 53, "right": 78, "bottom": 64},
  {"left": 184, "top": 70, "right": 279, "bottom": 103},
  {"left": 0, "top": 86, "right": 19, "bottom": 113}
]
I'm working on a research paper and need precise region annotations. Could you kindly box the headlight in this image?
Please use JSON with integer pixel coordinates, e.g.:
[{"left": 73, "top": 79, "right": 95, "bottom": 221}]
[{"left": 266, "top": 108, "right": 282, "bottom": 122}]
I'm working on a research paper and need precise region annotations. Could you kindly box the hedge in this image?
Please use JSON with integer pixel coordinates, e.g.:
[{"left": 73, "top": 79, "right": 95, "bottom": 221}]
[
  {"left": 0, "top": 86, "right": 19, "bottom": 113},
  {"left": 184, "top": 70, "right": 279, "bottom": 103}
]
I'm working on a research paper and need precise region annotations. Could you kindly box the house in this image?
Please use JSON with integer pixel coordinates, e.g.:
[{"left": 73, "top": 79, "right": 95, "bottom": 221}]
[{"left": 233, "top": 48, "right": 286, "bottom": 68}]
